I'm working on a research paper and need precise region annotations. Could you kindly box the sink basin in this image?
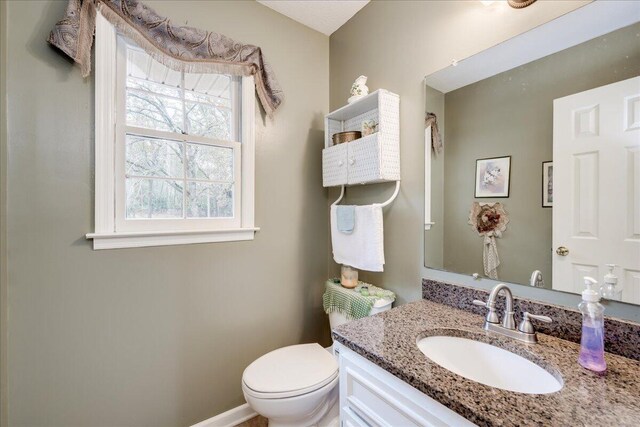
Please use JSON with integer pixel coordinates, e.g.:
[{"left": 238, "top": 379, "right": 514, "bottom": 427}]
[{"left": 417, "top": 335, "right": 562, "bottom": 394}]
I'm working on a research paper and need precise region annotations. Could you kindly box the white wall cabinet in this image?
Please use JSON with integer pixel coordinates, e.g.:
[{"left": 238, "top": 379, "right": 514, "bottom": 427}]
[
  {"left": 334, "top": 342, "right": 476, "bottom": 427},
  {"left": 323, "top": 90, "right": 400, "bottom": 187}
]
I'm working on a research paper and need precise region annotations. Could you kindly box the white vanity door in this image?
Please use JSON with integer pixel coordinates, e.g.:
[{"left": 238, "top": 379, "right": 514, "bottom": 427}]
[
  {"left": 553, "top": 76, "right": 640, "bottom": 301},
  {"left": 335, "top": 343, "right": 477, "bottom": 427}
]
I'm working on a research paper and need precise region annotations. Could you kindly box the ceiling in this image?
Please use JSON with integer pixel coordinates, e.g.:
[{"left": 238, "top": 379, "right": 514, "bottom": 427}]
[{"left": 257, "top": 0, "right": 370, "bottom": 36}]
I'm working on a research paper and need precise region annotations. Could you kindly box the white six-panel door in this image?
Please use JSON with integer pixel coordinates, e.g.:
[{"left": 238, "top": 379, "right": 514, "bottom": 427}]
[{"left": 553, "top": 76, "right": 640, "bottom": 303}]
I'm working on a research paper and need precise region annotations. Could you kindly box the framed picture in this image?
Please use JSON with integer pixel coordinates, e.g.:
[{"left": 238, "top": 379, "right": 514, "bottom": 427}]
[
  {"left": 542, "top": 161, "right": 553, "bottom": 207},
  {"left": 475, "top": 156, "right": 511, "bottom": 198}
]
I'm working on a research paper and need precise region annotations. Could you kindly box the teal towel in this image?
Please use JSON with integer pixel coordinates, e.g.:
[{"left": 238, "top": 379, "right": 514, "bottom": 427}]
[{"left": 337, "top": 205, "right": 355, "bottom": 233}]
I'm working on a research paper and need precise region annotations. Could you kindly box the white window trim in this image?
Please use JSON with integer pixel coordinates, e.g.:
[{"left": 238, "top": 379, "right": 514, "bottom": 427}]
[{"left": 86, "top": 12, "right": 258, "bottom": 250}]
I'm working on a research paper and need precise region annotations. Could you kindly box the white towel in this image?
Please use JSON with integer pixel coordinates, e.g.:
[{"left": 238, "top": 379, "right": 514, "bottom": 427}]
[
  {"left": 483, "top": 235, "right": 500, "bottom": 280},
  {"left": 331, "top": 204, "right": 385, "bottom": 272}
]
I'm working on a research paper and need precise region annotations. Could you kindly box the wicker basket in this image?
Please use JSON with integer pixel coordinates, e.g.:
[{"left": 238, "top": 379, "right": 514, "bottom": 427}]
[{"left": 332, "top": 131, "right": 362, "bottom": 145}]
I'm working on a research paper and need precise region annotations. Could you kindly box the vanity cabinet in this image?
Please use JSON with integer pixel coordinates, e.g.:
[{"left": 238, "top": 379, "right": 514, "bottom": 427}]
[
  {"left": 323, "top": 90, "right": 400, "bottom": 187},
  {"left": 334, "top": 342, "right": 476, "bottom": 427}
]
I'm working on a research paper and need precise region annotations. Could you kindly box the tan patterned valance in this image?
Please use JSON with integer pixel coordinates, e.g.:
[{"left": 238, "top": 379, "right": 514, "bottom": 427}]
[{"left": 48, "top": 0, "right": 284, "bottom": 116}]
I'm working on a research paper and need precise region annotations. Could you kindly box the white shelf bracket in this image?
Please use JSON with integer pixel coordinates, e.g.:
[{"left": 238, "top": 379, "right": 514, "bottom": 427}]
[
  {"left": 379, "top": 180, "right": 401, "bottom": 208},
  {"left": 332, "top": 185, "right": 345, "bottom": 207}
]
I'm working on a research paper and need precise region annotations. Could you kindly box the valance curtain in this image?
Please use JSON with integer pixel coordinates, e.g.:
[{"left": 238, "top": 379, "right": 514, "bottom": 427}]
[{"left": 48, "top": 0, "right": 284, "bottom": 116}]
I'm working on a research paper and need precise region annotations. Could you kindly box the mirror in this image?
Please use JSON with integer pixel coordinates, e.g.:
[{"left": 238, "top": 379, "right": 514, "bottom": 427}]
[{"left": 424, "top": 2, "right": 640, "bottom": 306}]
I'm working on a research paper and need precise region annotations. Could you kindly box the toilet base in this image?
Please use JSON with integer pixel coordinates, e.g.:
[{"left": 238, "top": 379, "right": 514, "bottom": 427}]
[
  {"left": 244, "top": 375, "right": 339, "bottom": 427},
  {"left": 316, "top": 399, "right": 339, "bottom": 427},
  {"left": 266, "top": 391, "right": 338, "bottom": 427}
]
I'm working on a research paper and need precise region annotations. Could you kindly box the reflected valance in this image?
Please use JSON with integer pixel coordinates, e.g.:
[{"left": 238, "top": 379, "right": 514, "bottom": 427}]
[{"left": 48, "top": 0, "right": 284, "bottom": 116}]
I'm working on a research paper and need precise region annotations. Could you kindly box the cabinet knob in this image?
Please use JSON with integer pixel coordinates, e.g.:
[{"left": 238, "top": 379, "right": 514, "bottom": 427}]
[
  {"left": 349, "top": 158, "right": 355, "bottom": 166},
  {"left": 337, "top": 160, "right": 344, "bottom": 167}
]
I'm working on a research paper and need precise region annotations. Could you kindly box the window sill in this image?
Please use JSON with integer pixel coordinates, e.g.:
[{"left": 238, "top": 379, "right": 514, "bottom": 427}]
[{"left": 86, "top": 227, "right": 259, "bottom": 250}]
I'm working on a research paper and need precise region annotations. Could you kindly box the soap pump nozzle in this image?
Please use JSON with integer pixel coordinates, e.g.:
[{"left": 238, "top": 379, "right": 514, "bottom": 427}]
[
  {"left": 601, "top": 264, "right": 622, "bottom": 301},
  {"left": 582, "top": 277, "right": 600, "bottom": 302},
  {"left": 604, "top": 264, "right": 617, "bottom": 283}
]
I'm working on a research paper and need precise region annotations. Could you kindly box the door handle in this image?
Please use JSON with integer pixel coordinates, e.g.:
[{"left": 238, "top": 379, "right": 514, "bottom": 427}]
[{"left": 556, "top": 246, "right": 569, "bottom": 256}]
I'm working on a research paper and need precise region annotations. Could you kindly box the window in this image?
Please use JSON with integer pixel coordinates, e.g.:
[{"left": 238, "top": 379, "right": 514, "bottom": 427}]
[
  {"left": 117, "top": 41, "right": 241, "bottom": 230},
  {"left": 87, "top": 14, "right": 257, "bottom": 249}
]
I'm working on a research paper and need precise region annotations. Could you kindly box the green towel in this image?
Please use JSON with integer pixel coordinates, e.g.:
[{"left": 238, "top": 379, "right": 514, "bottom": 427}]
[{"left": 322, "top": 279, "right": 396, "bottom": 320}]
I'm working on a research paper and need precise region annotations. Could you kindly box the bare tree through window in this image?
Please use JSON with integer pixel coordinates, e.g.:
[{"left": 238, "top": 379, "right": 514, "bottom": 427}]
[{"left": 123, "top": 43, "right": 237, "bottom": 220}]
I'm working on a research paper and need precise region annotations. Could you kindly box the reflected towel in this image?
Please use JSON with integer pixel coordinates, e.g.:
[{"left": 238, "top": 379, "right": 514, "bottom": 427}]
[
  {"left": 483, "top": 235, "right": 500, "bottom": 280},
  {"left": 331, "top": 204, "right": 385, "bottom": 272},
  {"left": 336, "top": 205, "right": 355, "bottom": 233},
  {"left": 425, "top": 112, "right": 443, "bottom": 155}
]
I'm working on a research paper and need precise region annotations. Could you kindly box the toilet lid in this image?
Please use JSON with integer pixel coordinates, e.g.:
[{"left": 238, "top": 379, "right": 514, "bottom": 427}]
[{"left": 242, "top": 343, "right": 338, "bottom": 397}]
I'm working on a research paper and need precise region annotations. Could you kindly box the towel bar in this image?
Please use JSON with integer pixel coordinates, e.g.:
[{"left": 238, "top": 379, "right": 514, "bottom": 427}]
[
  {"left": 379, "top": 181, "right": 401, "bottom": 208},
  {"left": 331, "top": 181, "right": 400, "bottom": 208}
]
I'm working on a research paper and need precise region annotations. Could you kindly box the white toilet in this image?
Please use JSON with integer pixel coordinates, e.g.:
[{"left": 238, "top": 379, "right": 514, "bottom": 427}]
[{"left": 242, "top": 298, "right": 393, "bottom": 427}]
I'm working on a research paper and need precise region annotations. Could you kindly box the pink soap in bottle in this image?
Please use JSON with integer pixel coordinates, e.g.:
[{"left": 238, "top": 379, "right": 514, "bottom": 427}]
[{"left": 578, "top": 277, "right": 607, "bottom": 373}]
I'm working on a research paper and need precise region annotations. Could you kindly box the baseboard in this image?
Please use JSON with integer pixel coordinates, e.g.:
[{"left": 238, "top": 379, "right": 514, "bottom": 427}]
[{"left": 191, "top": 403, "right": 257, "bottom": 427}]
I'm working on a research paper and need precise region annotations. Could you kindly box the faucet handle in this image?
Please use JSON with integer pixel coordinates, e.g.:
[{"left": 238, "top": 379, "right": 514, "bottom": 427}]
[
  {"left": 518, "top": 312, "right": 552, "bottom": 334},
  {"left": 473, "top": 299, "right": 500, "bottom": 324}
]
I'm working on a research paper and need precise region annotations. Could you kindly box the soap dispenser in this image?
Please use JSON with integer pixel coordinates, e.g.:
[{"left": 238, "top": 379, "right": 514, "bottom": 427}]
[
  {"left": 600, "top": 264, "right": 622, "bottom": 301},
  {"left": 578, "top": 277, "right": 607, "bottom": 373}
]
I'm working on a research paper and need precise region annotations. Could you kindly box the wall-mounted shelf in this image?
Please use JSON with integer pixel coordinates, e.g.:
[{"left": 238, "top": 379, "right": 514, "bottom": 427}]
[{"left": 323, "top": 90, "right": 400, "bottom": 187}]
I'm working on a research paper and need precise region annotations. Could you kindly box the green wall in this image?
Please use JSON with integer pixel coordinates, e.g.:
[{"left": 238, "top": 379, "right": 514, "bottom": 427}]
[
  {"left": 1, "top": 1, "right": 8, "bottom": 426},
  {"left": 4, "top": 1, "right": 329, "bottom": 425}
]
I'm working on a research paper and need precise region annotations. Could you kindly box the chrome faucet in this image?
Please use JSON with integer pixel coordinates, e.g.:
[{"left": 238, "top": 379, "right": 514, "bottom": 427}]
[
  {"left": 473, "top": 283, "right": 552, "bottom": 344},
  {"left": 530, "top": 270, "right": 545, "bottom": 288}
]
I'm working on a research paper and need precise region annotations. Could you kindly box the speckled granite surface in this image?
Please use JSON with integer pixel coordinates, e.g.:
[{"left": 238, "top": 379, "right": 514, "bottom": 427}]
[
  {"left": 423, "top": 279, "right": 640, "bottom": 360},
  {"left": 332, "top": 300, "right": 640, "bottom": 427}
]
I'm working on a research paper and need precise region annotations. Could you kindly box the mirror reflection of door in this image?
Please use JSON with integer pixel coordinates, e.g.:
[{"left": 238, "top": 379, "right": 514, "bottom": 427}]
[{"left": 553, "top": 77, "right": 640, "bottom": 304}]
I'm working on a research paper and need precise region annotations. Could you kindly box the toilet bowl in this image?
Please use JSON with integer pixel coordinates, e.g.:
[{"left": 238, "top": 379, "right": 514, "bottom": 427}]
[
  {"left": 242, "top": 344, "right": 339, "bottom": 427},
  {"left": 243, "top": 298, "right": 393, "bottom": 426}
]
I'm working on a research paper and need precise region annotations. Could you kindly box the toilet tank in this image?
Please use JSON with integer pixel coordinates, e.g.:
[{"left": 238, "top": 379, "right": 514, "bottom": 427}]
[{"left": 328, "top": 298, "right": 393, "bottom": 330}]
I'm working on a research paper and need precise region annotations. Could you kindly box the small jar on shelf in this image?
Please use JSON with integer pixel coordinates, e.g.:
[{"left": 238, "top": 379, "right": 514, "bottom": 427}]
[{"left": 340, "top": 265, "right": 359, "bottom": 289}]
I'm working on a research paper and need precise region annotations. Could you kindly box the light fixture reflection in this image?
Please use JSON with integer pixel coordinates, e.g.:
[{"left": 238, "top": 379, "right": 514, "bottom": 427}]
[{"left": 480, "top": 0, "right": 537, "bottom": 8}]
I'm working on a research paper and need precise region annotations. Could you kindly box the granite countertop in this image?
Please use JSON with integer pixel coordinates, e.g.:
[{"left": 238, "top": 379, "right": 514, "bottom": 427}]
[{"left": 332, "top": 300, "right": 640, "bottom": 427}]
